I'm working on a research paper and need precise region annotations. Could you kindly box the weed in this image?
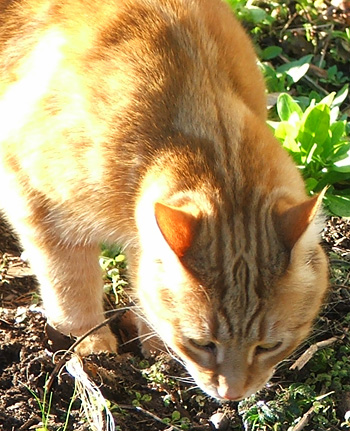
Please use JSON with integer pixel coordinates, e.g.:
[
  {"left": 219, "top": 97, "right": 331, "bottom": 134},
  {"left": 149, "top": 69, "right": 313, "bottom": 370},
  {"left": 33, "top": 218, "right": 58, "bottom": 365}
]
[
  {"left": 21, "top": 374, "right": 76, "bottom": 431},
  {"left": 162, "top": 410, "right": 191, "bottom": 430},
  {"left": 100, "top": 244, "right": 128, "bottom": 303},
  {"left": 268, "top": 87, "right": 350, "bottom": 216},
  {"left": 131, "top": 391, "right": 153, "bottom": 407}
]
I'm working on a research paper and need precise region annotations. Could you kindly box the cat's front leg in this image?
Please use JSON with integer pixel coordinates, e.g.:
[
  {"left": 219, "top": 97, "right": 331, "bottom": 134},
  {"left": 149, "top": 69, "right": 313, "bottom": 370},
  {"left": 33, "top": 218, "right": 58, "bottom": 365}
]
[{"left": 23, "top": 235, "right": 117, "bottom": 354}]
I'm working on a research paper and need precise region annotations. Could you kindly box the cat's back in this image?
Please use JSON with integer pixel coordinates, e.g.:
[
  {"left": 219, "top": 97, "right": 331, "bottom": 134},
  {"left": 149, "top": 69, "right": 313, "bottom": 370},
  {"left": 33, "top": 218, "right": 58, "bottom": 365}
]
[
  {"left": 0, "top": 0, "right": 294, "bottom": 227},
  {"left": 0, "top": 0, "right": 267, "bottom": 118}
]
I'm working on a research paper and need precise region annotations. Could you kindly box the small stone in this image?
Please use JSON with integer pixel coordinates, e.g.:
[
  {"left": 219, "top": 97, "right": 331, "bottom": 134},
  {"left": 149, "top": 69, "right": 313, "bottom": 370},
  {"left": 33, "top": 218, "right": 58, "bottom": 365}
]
[{"left": 209, "top": 412, "right": 229, "bottom": 430}]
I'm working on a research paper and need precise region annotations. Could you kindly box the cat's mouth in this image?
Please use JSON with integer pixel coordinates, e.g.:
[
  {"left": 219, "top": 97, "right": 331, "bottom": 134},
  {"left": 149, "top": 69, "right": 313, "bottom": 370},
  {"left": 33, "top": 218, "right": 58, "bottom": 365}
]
[
  {"left": 185, "top": 360, "right": 275, "bottom": 401},
  {"left": 198, "top": 382, "right": 257, "bottom": 401}
]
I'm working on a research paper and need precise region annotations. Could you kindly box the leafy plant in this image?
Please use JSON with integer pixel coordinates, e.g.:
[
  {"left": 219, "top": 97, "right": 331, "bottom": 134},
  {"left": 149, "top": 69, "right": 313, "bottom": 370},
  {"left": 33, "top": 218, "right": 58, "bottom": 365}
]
[
  {"left": 260, "top": 55, "right": 314, "bottom": 93},
  {"left": 225, "top": 0, "right": 276, "bottom": 28},
  {"left": 268, "top": 86, "right": 350, "bottom": 216},
  {"left": 100, "top": 244, "right": 128, "bottom": 302},
  {"left": 238, "top": 384, "right": 338, "bottom": 431},
  {"left": 141, "top": 358, "right": 178, "bottom": 390},
  {"left": 131, "top": 391, "right": 152, "bottom": 407},
  {"left": 162, "top": 410, "right": 191, "bottom": 430},
  {"left": 306, "top": 342, "right": 350, "bottom": 393}
]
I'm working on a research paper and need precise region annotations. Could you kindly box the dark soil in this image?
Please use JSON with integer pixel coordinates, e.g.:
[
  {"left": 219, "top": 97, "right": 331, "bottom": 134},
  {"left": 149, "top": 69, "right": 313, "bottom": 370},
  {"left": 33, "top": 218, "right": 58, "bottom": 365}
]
[{"left": 1, "top": 212, "right": 350, "bottom": 431}]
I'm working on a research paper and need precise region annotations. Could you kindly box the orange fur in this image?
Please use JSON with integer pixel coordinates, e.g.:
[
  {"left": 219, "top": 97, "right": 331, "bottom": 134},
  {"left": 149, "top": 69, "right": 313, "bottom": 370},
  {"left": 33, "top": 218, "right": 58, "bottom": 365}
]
[{"left": 0, "top": 0, "right": 328, "bottom": 399}]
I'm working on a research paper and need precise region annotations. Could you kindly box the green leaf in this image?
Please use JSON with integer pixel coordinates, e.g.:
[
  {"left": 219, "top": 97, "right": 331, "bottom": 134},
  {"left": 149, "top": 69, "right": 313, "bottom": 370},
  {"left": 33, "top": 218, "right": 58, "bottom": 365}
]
[
  {"left": 277, "top": 55, "right": 313, "bottom": 83},
  {"left": 261, "top": 45, "right": 282, "bottom": 60},
  {"left": 330, "top": 121, "right": 346, "bottom": 145},
  {"left": 333, "top": 84, "right": 349, "bottom": 107},
  {"left": 332, "top": 164, "right": 350, "bottom": 173},
  {"left": 298, "top": 104, "right": 330, "bottom": 153},
  {"left": 277, "top": 93, "right": 303, "bottom": 121},
  {"left": 245, "top": 5, "right": 269, "bottom": 23},
  {"left": 274, "top": 121, "right": 299, "bottom": 141},
  {"left": 320, "top": 92, "right": 335, "bottom": 107},
  {"left": 172, "top": 411, "right": 181, "bottom": 421},
  {"left": 333, "top": 143, "right": 350, "bottom": 162},
  {"left": 305, "top": 177, "right": 319, "bottom": 193},
  {"left": 325, "top": 194, "right": 350, "bottom": 217},
  {"left": 314, "top": 169, "right": 350, "bottom": 191},
  {"left": 115, "top": 254, "right": 126, "bottom": 263}
]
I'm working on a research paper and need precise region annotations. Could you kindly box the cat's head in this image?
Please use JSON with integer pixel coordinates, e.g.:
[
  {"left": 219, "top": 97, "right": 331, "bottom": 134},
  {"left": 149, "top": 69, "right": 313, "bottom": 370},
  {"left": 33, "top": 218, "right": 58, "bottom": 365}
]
[{"left": 135, "top": 191, "right": 328, "bottom": 400}]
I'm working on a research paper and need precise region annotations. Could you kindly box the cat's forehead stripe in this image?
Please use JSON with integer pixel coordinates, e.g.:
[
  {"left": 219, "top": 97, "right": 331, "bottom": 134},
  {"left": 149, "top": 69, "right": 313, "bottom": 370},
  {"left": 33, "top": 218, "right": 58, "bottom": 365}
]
[{"left": 210, "top": 190, "right": 283, "bottom": 340}]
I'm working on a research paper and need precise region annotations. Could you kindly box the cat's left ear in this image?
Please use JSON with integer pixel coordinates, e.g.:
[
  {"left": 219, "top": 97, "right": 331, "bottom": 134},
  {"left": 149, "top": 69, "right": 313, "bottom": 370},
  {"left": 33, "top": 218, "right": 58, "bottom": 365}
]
[
  {"left": 154, "top": 202, "right": 199, "bottom": 257},
  {"left": 276, "top": 189, "right": 326, "bottom": 250}
]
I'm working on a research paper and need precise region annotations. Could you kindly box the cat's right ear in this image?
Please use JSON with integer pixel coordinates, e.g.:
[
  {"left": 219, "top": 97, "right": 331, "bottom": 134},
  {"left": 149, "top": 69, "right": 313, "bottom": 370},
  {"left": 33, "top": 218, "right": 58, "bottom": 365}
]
[
  {"left": 275, "top": 190, "right": 326, "bottom": 250},
  {"left": 154, "top": 202, "right": 199, "bottom": 258}
]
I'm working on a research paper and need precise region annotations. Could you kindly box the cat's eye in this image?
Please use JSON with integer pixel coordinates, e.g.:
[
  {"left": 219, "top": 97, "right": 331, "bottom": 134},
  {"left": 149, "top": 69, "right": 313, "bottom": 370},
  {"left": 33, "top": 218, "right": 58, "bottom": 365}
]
[
  {"left": 255, "top": 341, "right": 282, "bottom": 354},
  {"left": 189, "top": 339, "right": 217, "bottom": 354}
]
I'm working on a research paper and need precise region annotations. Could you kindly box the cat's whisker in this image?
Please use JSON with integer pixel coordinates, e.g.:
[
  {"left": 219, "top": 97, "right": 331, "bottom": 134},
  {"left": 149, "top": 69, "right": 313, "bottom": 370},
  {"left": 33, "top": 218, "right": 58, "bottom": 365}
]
[
  {"left": 171, "top": 376, "right": 196, "bottom": 384},
  {"left": 167, "top": 352, "right": 186, "bottom": 369},
  {"left": 120, "top": 331, "right": 158, "bottom": 347},
  {"left": 183, "top": 385, "right": 205, "bottom": 395},
  {"left": 197, "top": 284, "right": 210, "bottom": 304}
]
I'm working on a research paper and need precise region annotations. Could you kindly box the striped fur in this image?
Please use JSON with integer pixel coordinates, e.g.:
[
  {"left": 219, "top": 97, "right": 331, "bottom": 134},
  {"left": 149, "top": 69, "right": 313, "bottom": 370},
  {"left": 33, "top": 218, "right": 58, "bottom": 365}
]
[{"left": 0, "top": 0, "right": 328, "bottom": 399}]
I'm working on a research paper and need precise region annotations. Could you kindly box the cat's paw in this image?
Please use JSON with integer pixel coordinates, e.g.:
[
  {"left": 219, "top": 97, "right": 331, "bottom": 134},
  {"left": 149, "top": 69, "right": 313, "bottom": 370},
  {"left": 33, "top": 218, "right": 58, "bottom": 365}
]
[
  {"left": 141, "top": 336, "right": 166, "bottom": 357},
  {"left": 136, "top": 318, "right": 166, "bottom": 357},
  {"left": 75, "top": 328, "right": 118, "bottom": 355}
]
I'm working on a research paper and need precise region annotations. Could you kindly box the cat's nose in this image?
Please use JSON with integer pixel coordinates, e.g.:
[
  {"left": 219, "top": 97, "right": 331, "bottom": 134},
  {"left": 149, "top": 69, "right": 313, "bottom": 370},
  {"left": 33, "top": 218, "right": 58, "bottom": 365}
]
[{"left": 217, "top": 385, "right": 244, "bottom": 401}]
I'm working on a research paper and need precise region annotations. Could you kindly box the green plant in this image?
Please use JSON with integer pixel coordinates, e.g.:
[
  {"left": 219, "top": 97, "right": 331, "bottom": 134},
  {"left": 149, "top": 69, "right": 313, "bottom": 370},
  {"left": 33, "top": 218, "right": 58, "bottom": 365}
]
[
  {"left": 162, "top": 410, "right": 191, "bottom": 430},
  {"left": 238, "top": 398, "right": 282, "bottom": 430},
  {"left": 329, "top": 28, "right": 350, "bottom": 63},
  {"left": 238, "top": 384, "right": 338, "bottom": 431},
  {"left": 100, "top": 244, "right": 128, "bottom": 302},
  {"left": 268, "top": 86, "right": 350, "bottom": 216},
  {"left": 131, "top": 391, "right": 152, "bottom": 407},
  {"left": 21, "top": 375, "right": 76, "bottom": 431},
  {"left": 31, "top": 385, "right": 53, "bottom": 431},
  {"left": 322, "top": 64, "right": 349, "bottom": 86},
  {"left": 306, "top": 342, "right": 350, "bottom": 393},
  {"left": 141, "top": 358, "right": 178, "bottom": 390},
  {"left": 260, "top": 55, "right": 314, "bottom": 93},
  {"left": 225, "top": 0, "right": 281, "bottom": 33}
]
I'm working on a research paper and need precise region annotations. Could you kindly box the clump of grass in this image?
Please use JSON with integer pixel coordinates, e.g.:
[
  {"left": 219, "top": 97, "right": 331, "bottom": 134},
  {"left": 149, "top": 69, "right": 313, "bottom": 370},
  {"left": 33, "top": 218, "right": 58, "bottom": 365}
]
[{"left": 21, "top": 373, "right": 77, "bottom": 431}]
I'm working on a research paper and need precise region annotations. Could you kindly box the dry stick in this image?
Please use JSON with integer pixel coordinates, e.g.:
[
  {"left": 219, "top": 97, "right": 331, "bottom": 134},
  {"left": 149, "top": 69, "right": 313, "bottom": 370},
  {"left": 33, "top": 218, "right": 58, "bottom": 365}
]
[
  {"left": 280, "top": 11, "right": 298, "bottom": 35},
  {"left": 290, "top": 405, "right": 316, "bottom": 431},
  {"left": 290, "top": 388, "right": 334, "bottom": 431},
  {"left": 318, "top": 27, "right": 333, "bottom": 68},
  {"left": 118, "top": 404, "right": 183, "bottom": 431},
  {"left": 45, "top": 306, "right": 133, "bottom": 392},
  {"left": 290, "top": 336, "right": 340, "bottom": 371}
]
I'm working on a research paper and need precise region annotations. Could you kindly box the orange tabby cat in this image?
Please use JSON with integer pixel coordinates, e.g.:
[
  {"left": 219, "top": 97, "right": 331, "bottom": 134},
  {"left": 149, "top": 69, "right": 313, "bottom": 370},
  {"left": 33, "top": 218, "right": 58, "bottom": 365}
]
[{"left": 0, "top": 0, "right": 328, "bottom": 400}]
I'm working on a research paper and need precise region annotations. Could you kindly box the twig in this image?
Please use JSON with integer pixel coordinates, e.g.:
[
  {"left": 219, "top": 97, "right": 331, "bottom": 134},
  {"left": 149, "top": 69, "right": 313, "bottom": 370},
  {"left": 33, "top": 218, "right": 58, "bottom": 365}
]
[
  {"left": 118, "top": 404, "right": 183, "bottom": 431},
  {"left": 290, "top": 336, "right": 339, "bottom": 371},
  {"left": 136, "top": 406, "right": 183, "bottom": 431},
  {"left": 290, "top": 405, "right": 316, "bottom": 431},
  {"left": 45, "top": 306, "right": 132, "bottom": 392},
  {"left": 290, "top": 389, "right": 334, "bottom": 431},
  {"left": 318, "top": 26, "right": 333, "bottom": 68},
  {"left": 280, "top": 11, "right": 298, "bottom": 35}
]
